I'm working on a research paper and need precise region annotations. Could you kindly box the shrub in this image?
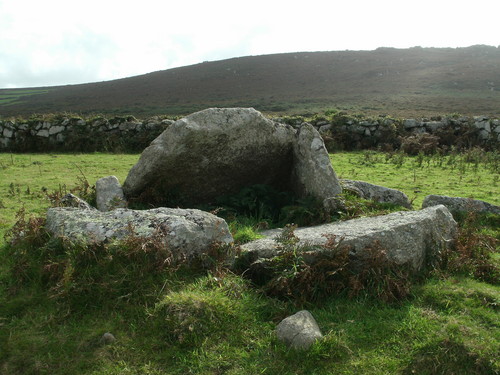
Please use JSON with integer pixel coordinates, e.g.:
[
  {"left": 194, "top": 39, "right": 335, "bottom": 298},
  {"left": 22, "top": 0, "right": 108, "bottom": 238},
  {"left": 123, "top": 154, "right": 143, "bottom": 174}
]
[
  {"left": 252, "top": 225, "right": 413, "bottom": 304},
  {"left": 4, "top": 214, "right": 188, "bottom": 307},
  {"left": 439, "top": 211, "right": 499, "bottom": 284},
  {"left": 400, "top": 133, "right": 440, "bottom": 155}
]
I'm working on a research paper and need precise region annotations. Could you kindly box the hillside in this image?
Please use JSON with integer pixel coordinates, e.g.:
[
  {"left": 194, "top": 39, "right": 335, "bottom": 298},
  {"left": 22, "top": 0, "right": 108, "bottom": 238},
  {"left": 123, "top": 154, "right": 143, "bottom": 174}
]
[{"left": 1, "top": 45, "right": 499, "bottom": 117}]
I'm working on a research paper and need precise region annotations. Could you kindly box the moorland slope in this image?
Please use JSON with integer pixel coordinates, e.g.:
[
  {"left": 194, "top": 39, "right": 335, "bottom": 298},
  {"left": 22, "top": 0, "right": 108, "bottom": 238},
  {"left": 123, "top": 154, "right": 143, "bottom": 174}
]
[{"left": 1, "top": 45, "right": 499, "bottom": 117}]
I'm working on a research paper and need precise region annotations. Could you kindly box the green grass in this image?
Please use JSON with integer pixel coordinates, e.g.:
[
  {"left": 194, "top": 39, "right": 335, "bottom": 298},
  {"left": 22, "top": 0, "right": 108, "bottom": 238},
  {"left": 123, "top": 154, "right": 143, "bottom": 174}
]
[
  {"left": 0, "top": 151, "right": 499, "bottom": 374},
  {"left": 332, "top": 150, "right": 499, "bottom": 208},
  {"left": 0, "top": 89, "right": 50, "bottom": 106},
  {"left": 0, "top": 153, "right": 139, "bottom": 242}
]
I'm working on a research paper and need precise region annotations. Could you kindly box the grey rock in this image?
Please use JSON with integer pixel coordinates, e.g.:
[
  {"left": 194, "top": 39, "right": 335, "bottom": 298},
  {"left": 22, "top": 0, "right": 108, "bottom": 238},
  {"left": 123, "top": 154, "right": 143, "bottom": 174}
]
[
  {"left": 240, "top": 205, "right": 457, "bottom": 271},
  {"left": 60, "top": 193, "right": 95, "bottom": 210},
  {"left": 0, "top": 137, "right": 11, "bottom": 148},
  {"left": 349, "top": 124, "right": 367, "bottom": 135},
  {"left": 422, "top": 195, "right": 500, "bottom": 215},
  {"left": 100, "top": 332, "right": 116, "bottom": 345},
  {"left": 37, "top": 129, "right": 50, "bottom": 137},
  {"left": 474, "top": 115, "right": 488, "bottom": 122},
  {"left": 48, "top": 125, "right": 65, "bottom": 135},
  {"left": 276, "top": 310, "right": 323, "bottom": 350},
  {"left": 56, "top": 133, "right": 66, "bottom": 143},
  {"left": 425, "top": 121, "right": 445, "bottom": 132},
  {"left": 2, "top": 127, "right": 14, "bottom": 138},
  {"left": 118, "top": 122, "right": 137, "bottom": 131},
  {"left": 323, "top": 196, "right": 347, "bottom": 213},
  {"left": 474, "top": 120, "right": 491, "bottom": 132},
  {"left": 478, "top": 129, "right": 490, "bottom": 140},
  {"left": 404, "top": 119, "right": 420, "bottom": 129},
  {"left": 96, "top": 176, "right": 126, "bottom": 212},
  {"left": 318, "top": 124, "right": 332, "bottom": 134},
  {"left": 340, "top": 179, "right": 412, "bottom": 209},
  {"left": 123, "top": 108, "right": 295, "bottom": 204},
  {"left": 291, "top": 123, "right": 342, "bottom": 200},
  {"left": 45, "top": 207, "right": 233, "bottom": 261},
  {"left": 160, "top": 119, "right": 174, "bottom": 126},
  {"left": 123, "top": 108, "right": 341, "bottom": 206}
]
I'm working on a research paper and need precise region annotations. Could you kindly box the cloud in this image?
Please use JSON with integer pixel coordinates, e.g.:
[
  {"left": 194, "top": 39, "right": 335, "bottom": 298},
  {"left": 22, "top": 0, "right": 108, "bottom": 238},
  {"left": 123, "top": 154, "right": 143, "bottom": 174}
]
[{"left": 1, "top": 0, "right": 499, "bottom": 88}]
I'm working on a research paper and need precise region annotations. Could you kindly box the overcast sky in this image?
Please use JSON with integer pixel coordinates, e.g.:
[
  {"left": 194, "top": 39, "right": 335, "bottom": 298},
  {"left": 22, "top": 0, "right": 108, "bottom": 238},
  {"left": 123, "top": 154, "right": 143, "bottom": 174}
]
[{"left": 1, "top": 0, "right": 498, "bottom": 88}]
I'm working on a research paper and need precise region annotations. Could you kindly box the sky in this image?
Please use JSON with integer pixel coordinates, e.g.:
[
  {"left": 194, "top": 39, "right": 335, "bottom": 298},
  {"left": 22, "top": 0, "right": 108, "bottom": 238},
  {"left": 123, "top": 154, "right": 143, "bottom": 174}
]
[{"left": 0, "top": 0, "right": 498, "bottom": 89}]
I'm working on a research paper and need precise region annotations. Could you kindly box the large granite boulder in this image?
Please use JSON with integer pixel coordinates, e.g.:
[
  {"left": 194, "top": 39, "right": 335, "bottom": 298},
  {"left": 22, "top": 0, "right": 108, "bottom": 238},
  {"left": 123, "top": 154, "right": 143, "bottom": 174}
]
[
  {"left": 123, "top": 108, "right": 341, "bottom": 206},
  {"left": 240, "top": 205, "right": 457, "bottom": 272},
  {"left": 45, "top": 207, "right": 233, "bottom": 261},
  {"left": 340, "top": 179, "right": 412, "bottom": 209},
  {"left": 422, "top": 195, "right": 500, "bottom": 216}
]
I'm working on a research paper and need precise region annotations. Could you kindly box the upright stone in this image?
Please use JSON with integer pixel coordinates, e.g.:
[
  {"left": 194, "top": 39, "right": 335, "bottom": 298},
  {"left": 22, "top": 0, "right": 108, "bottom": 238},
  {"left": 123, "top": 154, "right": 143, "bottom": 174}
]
[
  {"left": 96, "top": 176, "right": 126, "bottom": 211},
  {"left": 123, "top": 108, "right": 342, "bottom": 206},
  {"left": 291, "top": 123, "right": 342, "bottom": 201}
]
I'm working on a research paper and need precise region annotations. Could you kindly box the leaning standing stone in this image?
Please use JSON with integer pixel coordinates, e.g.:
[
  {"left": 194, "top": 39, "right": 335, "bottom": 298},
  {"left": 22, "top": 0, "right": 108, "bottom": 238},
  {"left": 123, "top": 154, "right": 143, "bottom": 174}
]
[
  {"left": 276, "top": 310, "right": 323, "bottom": 350},
  {"left": 292, "top": 123, "right": 342, "bottom": 201},
  {"left": 96, "top": 175, "right": 126, "bottom": 211}
]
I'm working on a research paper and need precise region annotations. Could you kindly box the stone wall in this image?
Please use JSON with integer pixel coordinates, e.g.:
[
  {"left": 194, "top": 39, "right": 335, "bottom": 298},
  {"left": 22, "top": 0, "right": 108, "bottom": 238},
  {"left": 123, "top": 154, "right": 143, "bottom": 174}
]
[
  {"left": 0, "top": 116, "right": 172, "bottom": 152},
  {"left": 0, "top": 113, "right": 498, "bottom": 153},
  {"left": 287, "top": 115, "right": 499, "bottom": 151}
]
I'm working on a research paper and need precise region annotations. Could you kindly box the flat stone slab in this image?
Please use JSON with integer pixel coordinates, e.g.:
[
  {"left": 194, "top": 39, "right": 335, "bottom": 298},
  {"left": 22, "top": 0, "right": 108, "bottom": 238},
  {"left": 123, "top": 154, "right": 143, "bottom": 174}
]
[
  {"left": 46, "top": 207, "right": 233, "bottom": 260},
  {"left": 422, "top": 195, "right": 500, "bottom": 215},
  {"left": 240, "top": 205, "right": 457, "bottom": 271},
  {"left": 340, "top": 179, "right": 412, "bottom": 209}
]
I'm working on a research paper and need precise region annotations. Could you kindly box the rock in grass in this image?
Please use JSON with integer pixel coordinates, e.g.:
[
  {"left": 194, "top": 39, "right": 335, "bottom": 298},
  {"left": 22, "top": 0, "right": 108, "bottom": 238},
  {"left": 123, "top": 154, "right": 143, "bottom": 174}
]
[
  {"left": 422, "top": 195, "right": 500, "bottom": 216},
  {"left": 276, "top": 310, "right": 323, "bottom": 350},
  {"left": 340, "top": 179, "right": 412, "bottom": 209},
  {"left": 240, "top": 205, "right": 457, "bottom": 272},
  {"left": 123, "top": 108, "right": 341, "bottom": 206},
  {"left": 60, "top": 193, "right": 95, "bottom": 210},
  {"left": 45, "top": 207, "right": 233, "bottom": 261},
  {"left": 96, "top": 175, "right": 126, "bottom": 211},
  {"left": 100, "top": 332, "right": 116, "bottom": 345}
]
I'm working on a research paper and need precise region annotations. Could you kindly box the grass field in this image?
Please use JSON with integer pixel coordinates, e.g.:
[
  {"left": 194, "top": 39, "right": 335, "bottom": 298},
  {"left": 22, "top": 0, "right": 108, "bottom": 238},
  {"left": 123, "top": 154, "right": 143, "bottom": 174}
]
[
  {"left": 0, "top": 89, "right": 50, "bottom": 106},
  {"left": 0, "top": 151, "right": 499, "bottom": 374}
]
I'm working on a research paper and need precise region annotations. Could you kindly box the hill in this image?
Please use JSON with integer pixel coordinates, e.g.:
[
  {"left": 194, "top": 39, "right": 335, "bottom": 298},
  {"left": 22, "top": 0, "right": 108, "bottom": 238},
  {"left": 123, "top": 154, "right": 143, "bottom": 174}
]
[{"left": 1, "top": 45, "right": 499, "bottom": 117}]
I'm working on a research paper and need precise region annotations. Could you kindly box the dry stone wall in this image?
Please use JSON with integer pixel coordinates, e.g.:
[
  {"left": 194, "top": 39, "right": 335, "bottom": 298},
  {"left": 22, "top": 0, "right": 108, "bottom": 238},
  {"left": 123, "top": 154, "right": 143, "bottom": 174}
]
[
  {"left": 0, "top": 113, "right": 498, "bottom": 152},
  {"left": 0, "top": 116, "right": 173, "bottom": 152},
  {"left": 279, "top": 115, "right": 500, "bottom": 151}
]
